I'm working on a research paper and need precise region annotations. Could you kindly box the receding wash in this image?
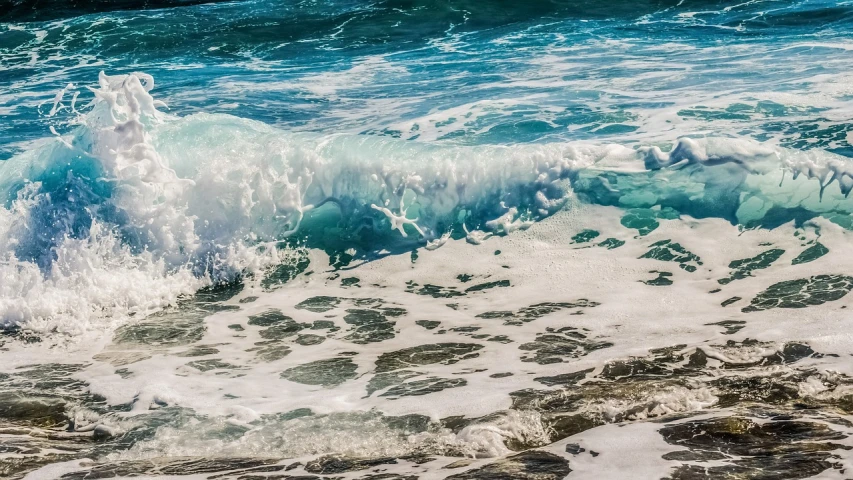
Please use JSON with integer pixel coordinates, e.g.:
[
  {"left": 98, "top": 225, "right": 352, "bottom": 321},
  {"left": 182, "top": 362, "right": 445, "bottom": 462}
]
[{"left": 2, "top": 1, "right": 853, "bottom": 478}]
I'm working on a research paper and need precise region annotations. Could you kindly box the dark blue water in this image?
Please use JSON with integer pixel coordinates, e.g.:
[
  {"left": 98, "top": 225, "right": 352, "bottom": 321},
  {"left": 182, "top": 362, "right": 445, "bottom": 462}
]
[{"left": 3, "top": 0, "right": 853, "bottom": 161}]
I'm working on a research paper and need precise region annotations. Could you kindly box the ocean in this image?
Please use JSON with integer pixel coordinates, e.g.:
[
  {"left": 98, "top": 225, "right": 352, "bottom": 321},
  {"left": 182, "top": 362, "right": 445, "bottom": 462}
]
[{"left": 3, "top": 1, "right": 853, "bottom": 478}]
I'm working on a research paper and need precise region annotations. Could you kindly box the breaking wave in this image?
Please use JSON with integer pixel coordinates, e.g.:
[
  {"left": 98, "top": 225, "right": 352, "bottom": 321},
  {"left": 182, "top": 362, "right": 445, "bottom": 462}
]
[{"left": 2, "top": 71, "right": 852, "bottom": 333}]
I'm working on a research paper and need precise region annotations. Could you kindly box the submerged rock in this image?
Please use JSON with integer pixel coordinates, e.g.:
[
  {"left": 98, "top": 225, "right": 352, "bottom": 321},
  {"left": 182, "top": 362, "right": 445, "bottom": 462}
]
[
  {"left": 281, "top": 358, "right": 358, "bottom": 387},
  {"left": 792, "top": 243, "right": 829, "bottom": 265},
  {"left": 640, "top": 240, "right": 702, "bottom": 272},
  {"left": 719, "top": 248, "right": 785, "bottom": 284},
  {"left": 375, "top": 343, "right": 484, "bottom": 373},
  {"left": 661, "top": 416, "right": 848, "bottom": 480},
  {"left": 445, "top": 450, "right": 571, "bottom": 480},
  {"left": 743, "top": 275, "right": 853, "bottom": 312}
]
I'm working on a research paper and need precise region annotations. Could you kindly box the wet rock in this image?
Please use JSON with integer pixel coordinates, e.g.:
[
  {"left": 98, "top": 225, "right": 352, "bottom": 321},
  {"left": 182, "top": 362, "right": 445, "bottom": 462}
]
[
  {"left": 705, "top": 320, "right": 745, "bottom": 334},
  {"left": 621, "top": 209, "right": 662, "bottom": 236},
  {"left": 534, "top": 368, "right": 593, "bottom": 387},
  {"left": 599, "top": 345, "right": 696, "bottom": 381},
  {"left": 248, "top": 310, "right": 294, "bottom": 327},
  {"left": 0, "top": 326, "right": 41, "bottom": 344},
  {"left": 642, "top": 271, "right": 673, "bottom": 286},
  {"left": 445, "top": 459, "right": 475, "bottom": 469},
  {"left": 405, "top": 282, "right": 464, "bottom": 298},
  {"left": 60, "top": 460, "right": 158, "bottom": 479},
  {"left": 60, "top": 458, "right": 280, "bottom": 479},
  {"left": 520, "top": 328, "right": 612, "bottom": 364},
  {"left": 294, "top": 334, "right": 325, "bottom": 346},
  {"left": 186, "top": 359, "right": 244, "bottom": 372},
  {"left": 719, "top": 248, "right": 785, "bottom": 285},
  {"left": 510, "top": 388, "right": 584, "bottom": 413},
  {"left": 261, "top": 252, "right": 310, "bottom": 290},
  {"left": 475, "top": 310, "right": 515, "bottom": 320},
  {"left": 343, "top": 308, "right": 401, "bottom": 344},
  {"left": 310, "top": 320, "right": 337, "bottom": 330},
  {"left": 114, "top": 289, "right": 243, "bottom": 346},
  {"left": 713, "top": 340, "right": 814, "bottom": 368},
  {"left": 712, "top": 374, "right": 803, "bottom": 408},
  {"left": 380, "top": 377, "right": 467, "bottom": 398},
  {"left": 640, "top": 240, "right": 702, "bottom": 273},
  {"left": 212, "top": 464, "right": 296, "bottom": 478},
  {"left": 114, "top": 318, "right": 205, "bottom": 347},
  {"left": 382, "top": 413, "right": 432, "bottom": 434},
  {"left": 465, "top": 280, "right": 510, "bottom": 292},
  {"left": 255, "top": 344, "right": 292, "bottom": 362},
  {"left": 660, "top": 416, "right": 848, "bottom": 480},
  {"left": 367, "top": 343, "right": 483, "bottom": 397},
  {"left": 304, "top": 455, "right": 397, "bottom": 474},
  {"left": 355, "top": 474, "right": 418, "bottom": 480},
  {"left": 792, "top": 243, "right": 829, "bottom": 265},
  {"left": 571, "top": 229, "right": 600, "bottom": 243},
  {"left": 742, "top": 275, "right": 853, "bottom": 312},
  {"left": 477, "top": 300, "right": 599, "bottom": 326},
  {"left": 565, "top": 443, "right": 585, "bottom": 455},
  {"left": 415, "top": 320, "right": 440, "bottom": 330},
  {"left": 92, "top": 424, "right": 116, "bottom": 442},
  {"left": 194, "top": 282, "right": 245, "bottom": 303},
  {"left": 487, "top": 335, "right": 513, "bottom": 344},
  {"left": 176, "top": 345, "right": 220, "bottom": 357},
  {"left": 0, "top": 392, "right": 66, "bottom": 426},
  {"left": 440, "top": 415, "right": 472, "bottom": 433},
  {"left": 295, "top": 296, "right": 342, "bottom": 313},
  {"left": 720, "top": 296, "right": 742, "bottom": 307},
  {"left": 281, "top": 358, "right": 358, "bottom": 387},
  {"left": 662, "top": 450, "right": 726, "bottom": 461},
  {"left": 375, "top": 343, "right": 484, "bottom": 372},
  {"left": 367, "top": 370, "right": 421, "bottom": 396},
  {"left": 597, "top": 238, "right": 625, "bottom": 249},
  {"left": 444, "top": 450, "right": 571, "bottom": 480},
  {"left": 253, "top": 313, "right": 311, "bottom": 340}
]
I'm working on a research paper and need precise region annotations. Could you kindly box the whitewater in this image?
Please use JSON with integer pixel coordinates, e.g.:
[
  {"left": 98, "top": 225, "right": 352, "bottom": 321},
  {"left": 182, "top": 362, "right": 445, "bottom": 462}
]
[{"left": 4, "top": 1, "right": 853, "bottom": 479}]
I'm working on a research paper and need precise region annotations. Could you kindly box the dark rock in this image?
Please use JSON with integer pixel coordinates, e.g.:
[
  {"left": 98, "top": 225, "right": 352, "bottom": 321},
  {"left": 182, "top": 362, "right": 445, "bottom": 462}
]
[
  {"left": 719, "top": 249, "right": 785, "bottom": 285},
  {"left": 792, "top": 243, "right": 829, "bottom": 265},
  {"left": 465, "top": 280, "right": 511, "bottom": 292},
  {"left": 444, "top": 450, "right": 571, "bottom": 480},
  {"left": 304, "top": 456, "right": 397, "bottom": 474},
  {"left": 375, "top": 343, "right": 484, "bottom": 373},
  {"left": 281, "top": 358, "right": 358, "bottom": 387},
  {"left": 743, "top": 275, "right": 853, "bottom": 312},
  {"left": 571, "top": 229, "right": 600, "bottom": 244}
]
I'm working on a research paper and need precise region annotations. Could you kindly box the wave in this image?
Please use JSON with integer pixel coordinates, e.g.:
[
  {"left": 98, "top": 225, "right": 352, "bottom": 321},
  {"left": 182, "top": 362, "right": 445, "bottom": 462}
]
[{"left": 2, "top": 71, "right": 852, "bottom": 333}]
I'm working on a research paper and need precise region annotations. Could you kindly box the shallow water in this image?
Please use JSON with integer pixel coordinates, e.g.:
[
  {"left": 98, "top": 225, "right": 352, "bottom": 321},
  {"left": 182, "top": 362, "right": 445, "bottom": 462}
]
[{"left": 3, "top": 1, "right": 853, "bottom": 479}]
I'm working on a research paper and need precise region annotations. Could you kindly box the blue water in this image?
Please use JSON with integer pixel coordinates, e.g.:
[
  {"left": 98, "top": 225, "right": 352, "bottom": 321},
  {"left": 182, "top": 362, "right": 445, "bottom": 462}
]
[{"left": 3, "top": 0, "right": 853, "bottom": 161}]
